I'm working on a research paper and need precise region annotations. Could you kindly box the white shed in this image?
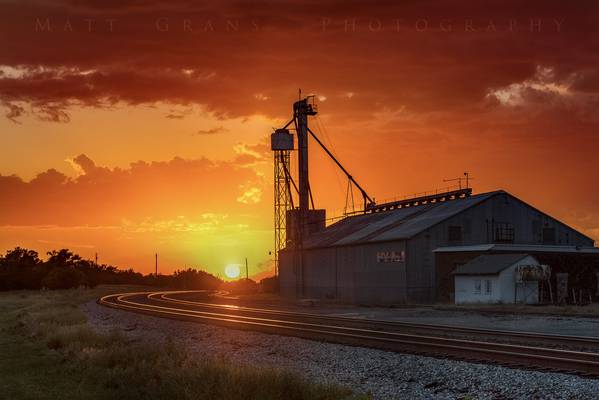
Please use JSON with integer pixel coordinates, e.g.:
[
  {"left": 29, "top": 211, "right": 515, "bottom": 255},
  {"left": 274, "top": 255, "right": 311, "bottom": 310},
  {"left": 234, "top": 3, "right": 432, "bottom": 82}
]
[{"left": 452, "top": 254, "right": 543, "bottom": 304}]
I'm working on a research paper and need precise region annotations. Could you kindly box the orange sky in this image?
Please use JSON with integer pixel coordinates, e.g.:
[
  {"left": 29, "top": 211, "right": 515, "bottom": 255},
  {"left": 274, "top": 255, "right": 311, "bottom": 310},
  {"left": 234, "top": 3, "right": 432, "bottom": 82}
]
[{"left": 1, "top": 1, "right": 598, "bottom": 278}]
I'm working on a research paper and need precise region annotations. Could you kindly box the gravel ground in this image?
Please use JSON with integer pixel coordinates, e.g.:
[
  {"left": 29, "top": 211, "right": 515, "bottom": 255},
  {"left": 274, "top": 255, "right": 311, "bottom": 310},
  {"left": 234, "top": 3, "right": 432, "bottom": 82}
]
[{"left": 83, "top": 302, "right": 599, "bottom": 400}]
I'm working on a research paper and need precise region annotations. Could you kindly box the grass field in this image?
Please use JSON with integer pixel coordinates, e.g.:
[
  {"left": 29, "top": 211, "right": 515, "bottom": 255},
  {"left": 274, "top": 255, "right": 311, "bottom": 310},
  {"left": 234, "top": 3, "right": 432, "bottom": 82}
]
[{"left": 0, "top": 286, "right": 367, "bottom": 400}]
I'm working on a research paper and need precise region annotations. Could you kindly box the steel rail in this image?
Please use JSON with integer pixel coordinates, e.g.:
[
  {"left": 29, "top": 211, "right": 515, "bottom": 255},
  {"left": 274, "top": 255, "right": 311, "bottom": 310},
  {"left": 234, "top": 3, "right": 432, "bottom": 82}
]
[
  {"left": 103, "top": 293, "right": 599, "bottom": 363},
  {"left": 110, "top": 293, "right": 599, "bottom": 359},
  {"left": 148, "top": 291, "right": 599, "bottom": 348},
  {"left": 99, "top": 292, "right": 599, "bottom": 377}
]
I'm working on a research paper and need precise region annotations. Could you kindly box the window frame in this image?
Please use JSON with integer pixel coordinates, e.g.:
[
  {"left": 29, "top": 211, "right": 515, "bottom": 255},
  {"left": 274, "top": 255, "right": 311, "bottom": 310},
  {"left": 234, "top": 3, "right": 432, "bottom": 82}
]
[
  {"left": 474, "top": 279, "right": 481, "bottom": 295},
  {"left": 484, "top": 279, "right": 492, "bottom": 295},
  {"left": 493, "top": 222, "right": 515, "bottom": 243}
]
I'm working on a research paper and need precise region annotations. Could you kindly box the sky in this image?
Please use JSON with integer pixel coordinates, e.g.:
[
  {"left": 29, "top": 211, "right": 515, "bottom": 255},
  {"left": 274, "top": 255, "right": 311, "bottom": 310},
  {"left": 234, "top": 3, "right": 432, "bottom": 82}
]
[{"left": 0, "top": 0, "right": 598, "bottom": 278}]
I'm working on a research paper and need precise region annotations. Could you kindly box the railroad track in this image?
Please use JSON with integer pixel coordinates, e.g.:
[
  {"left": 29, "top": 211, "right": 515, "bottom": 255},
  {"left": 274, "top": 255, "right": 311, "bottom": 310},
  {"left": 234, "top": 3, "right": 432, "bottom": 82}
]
[
  {"left": 149, "top": 291, "right": 599, "bottom": 349},
  {"left": 99, "top": 291, "right": 599, "bottom": 378}
]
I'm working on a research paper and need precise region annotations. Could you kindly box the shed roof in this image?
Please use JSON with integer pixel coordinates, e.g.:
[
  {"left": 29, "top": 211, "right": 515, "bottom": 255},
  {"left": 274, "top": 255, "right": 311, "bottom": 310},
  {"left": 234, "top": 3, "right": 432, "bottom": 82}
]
[
  {"left": 433, "top": 244, "right": 599, "bottom": 254},
  {"left": 452, "top": 254, "right": 533, "bottom": 275},
  {"left": 301, "top": 190, "right": 501, "bottom": 249}
]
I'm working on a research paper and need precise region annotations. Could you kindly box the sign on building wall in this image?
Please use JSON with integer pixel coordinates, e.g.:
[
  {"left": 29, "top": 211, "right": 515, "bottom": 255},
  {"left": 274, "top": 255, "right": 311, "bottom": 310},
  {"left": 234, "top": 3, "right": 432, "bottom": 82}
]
[{"left": 376, "top": 251, "right": 405, "bottom": 263}]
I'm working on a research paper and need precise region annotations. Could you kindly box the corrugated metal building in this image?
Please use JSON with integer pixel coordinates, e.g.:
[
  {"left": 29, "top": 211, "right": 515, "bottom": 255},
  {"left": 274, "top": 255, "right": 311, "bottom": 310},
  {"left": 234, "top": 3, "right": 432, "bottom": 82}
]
[{"left": 279, "top": 190, "right": 596, "bottom": 304}]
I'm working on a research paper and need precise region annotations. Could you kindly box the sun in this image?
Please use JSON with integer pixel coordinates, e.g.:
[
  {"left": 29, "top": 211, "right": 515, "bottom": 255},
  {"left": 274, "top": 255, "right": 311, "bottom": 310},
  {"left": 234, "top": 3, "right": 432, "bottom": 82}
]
[{"left": 224, "top": 264, "right": 241, "bottom": 279}]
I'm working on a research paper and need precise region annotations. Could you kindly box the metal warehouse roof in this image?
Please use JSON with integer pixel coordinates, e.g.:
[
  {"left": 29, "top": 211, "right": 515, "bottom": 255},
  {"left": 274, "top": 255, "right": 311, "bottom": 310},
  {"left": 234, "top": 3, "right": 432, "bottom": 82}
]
[
  {"left": 451, "top": 254, "right": 533, "bottom": 275},
  {"left": 434, "top": 244, "right": 599, "bottom": 254},
  {"left": 301, "top": 190, "right": 502, "bottom": 249}
]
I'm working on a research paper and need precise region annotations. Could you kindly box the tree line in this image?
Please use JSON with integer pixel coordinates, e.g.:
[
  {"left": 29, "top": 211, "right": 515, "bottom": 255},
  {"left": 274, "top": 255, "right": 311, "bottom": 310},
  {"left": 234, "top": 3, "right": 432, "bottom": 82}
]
[{"left": 0, "top": 247, "right": 233, "bottom": 291}]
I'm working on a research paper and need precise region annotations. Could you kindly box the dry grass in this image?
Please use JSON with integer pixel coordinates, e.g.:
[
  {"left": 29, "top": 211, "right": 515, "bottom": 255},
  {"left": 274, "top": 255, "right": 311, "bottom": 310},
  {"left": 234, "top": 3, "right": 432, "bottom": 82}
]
[{"left": 0, "top": 286, "right": 367, "bottom": 400}]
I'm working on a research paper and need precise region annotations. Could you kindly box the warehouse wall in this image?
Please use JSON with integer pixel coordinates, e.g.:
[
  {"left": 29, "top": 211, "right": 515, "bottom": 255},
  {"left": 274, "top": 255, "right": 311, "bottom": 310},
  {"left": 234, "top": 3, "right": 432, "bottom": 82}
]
[
  {"left": 278, "top": 250, "right": 297, "bottom": 298},
  {"left": 335, "top": 246, "right": 356, "bottom": 301},
  {"left": 303, "top": 247, "right": 337, "bottom": 298},
  {"left": 278, "top": 241, "right": 407, "bottom": 304},
  {"left": 425, "top": 192, "right": 594, "bottom": 248},
  {"left": 349, "top": 241, "right": 407, "bottom": 304},
  {"left": 405, "top": 237, "right": 437, "bottom": 303}
]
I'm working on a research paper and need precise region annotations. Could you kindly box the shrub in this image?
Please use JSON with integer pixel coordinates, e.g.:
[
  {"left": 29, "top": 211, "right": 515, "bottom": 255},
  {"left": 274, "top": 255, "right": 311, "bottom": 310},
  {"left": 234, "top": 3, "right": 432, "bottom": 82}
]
[
  {"left": 42, "top": 267, "right": 88, "bottom": 290},
  {"left": 221, "top": 278, "right": 259, "bottom": 295}
]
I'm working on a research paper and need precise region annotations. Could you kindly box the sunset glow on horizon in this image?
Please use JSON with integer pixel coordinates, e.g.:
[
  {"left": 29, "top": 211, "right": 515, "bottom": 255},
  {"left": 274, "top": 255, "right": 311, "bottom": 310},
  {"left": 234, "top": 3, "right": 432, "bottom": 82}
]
[{"left": 1, "top": 1, "right": 598, "bottom": 278}]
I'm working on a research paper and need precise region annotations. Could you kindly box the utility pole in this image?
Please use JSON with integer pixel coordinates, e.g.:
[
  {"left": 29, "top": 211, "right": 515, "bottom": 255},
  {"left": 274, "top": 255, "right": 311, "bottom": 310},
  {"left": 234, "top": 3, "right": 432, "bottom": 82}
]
[
  {"left": 95, "top": 252, "right": 98, "bottom": 267},
  {"left": 245, "top": 257, "right": 249, "bottom": 280},
  {"left": 155, "top": 253, "right": 158, "bottom": 277}
]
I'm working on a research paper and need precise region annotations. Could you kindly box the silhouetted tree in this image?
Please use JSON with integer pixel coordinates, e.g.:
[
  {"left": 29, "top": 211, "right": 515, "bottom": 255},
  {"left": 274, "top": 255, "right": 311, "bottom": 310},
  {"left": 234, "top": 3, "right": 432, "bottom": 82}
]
[
  {"left": 42, "top": 267, "right": 88, "bottom": 290},
  {"left": 221, "top": 278, "right": 258, "bottom": 294},
  {"left": 0, "top": 247, "right": 224, "bottom": 292},
  {"left": 172, "top": 268, "right": 222, "bottom": 290},
  {"left": 0, "top": 247, "right": 42, "bottom": 290},
  {"left": 46, "top": 249, "right": 80, "bottom": 268}
]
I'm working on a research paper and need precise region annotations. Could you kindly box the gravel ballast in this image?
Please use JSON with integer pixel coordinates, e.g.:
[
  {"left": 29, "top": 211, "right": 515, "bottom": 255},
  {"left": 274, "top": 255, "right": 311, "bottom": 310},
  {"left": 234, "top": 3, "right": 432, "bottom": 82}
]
[{"left": 83, "top": 302, "right": 599, "bottom": 399}]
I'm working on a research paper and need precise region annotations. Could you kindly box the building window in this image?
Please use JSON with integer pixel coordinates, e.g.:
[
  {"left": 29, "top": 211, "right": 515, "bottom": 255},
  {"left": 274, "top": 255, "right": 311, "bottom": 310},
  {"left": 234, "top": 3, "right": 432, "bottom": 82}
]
[
  {"left": 448, "top": 226, "right": 463, "bottom": 242},
  {"left": 542, "top": 227, "right": 556, "bottom": 244},
  {"left": 474, "top": 280, "right": 481, "bottom": 294},
  {"left": 493, "top": 222, "right": 515, "bottom": 243},
  {"left": 485, "top": 280, "right": 492, "bottom": 295}
]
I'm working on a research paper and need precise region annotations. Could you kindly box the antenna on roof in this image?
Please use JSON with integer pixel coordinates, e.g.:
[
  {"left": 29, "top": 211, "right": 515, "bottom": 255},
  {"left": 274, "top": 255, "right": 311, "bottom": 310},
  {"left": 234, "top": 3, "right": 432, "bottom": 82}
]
[
  {"left": 444, "top": 172, "right": 474, "bottom": 190},
  {"left": 464, "top": 172, "right": 473, "bottom": 189}
]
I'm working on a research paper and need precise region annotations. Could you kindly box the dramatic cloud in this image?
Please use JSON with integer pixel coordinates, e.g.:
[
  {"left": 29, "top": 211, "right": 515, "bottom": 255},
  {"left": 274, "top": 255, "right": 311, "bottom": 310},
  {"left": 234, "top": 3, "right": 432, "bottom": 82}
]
[
  {"left": 0, "top": 0, "right": 597, "bottom": 123},
  {"left": 0, "top": 153, "right": 268, "bottom": 226},
  {"left": 2, "top": 100, "right": 25, "bottom": 123}
]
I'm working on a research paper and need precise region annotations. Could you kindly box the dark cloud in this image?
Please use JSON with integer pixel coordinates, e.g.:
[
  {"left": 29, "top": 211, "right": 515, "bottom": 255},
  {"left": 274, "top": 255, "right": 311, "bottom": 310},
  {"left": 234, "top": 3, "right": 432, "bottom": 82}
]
[
  {"left": 164, "top": 107, "right": 194, "bottom": 119},
  {"left": 194, "top": 126, "right": 228, "bottom": 135},
  {"left": 2, "top": 101, "right": 25, "bottom": 123},
  {"left": 73, "top": 154, "right": 97, "bottom": 174},
  {"left": 0, "top": 0, "right": 597, "bottom": 123}
]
